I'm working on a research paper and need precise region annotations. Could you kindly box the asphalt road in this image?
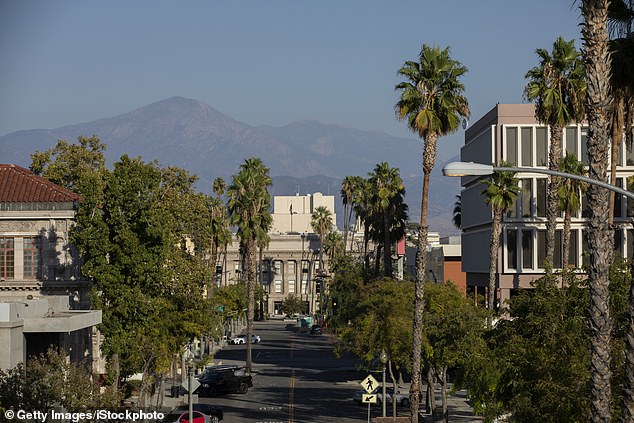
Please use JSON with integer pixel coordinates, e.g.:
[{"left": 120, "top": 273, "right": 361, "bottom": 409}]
[{"left": 198, "top": 320, "right": 400, "bottom": 423}]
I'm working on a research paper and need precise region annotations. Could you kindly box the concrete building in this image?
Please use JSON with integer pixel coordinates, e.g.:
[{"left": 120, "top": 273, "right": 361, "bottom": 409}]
[
  {"left": 0, "top": 164, "right": 102, "bottom": 370},
  {"left": 459, "top": 104, "right": 634, "bottom": 304},
  {"left": 220, "top": 192, "right": 337, "bottom": 317}
]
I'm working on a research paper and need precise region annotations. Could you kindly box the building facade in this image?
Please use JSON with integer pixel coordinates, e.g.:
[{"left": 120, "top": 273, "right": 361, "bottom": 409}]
[
  {"left": 0, "top": 164, "right": 102, "bottom": 371},
  {"left": 460, "top": 104, "right": 634, "bottom": 304}
]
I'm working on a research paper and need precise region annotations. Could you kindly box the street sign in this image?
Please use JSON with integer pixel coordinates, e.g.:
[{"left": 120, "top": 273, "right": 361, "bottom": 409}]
[
  {"left": 362, "top": 393, "right": 377, "bottom": 404},
  {"left": 360, "top": 374, "right": 379, "bottom": 393},
  {"left": 181, "top": 377, "right": 200, "bottom": 394}
]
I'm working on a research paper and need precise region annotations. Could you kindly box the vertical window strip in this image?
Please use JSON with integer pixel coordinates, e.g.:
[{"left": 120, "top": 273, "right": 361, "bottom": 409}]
[{"left": 23, "top": 237, "right": 41, "bottom": 279}]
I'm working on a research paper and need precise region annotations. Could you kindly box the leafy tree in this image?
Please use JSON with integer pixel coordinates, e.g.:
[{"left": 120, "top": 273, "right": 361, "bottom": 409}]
[
  {"left": 524, "top": 36, "right": 586, "bottom": 274},
  {"left": 557, "top": 153, "right": 587, "bottom": 274},
  {"left": 395, "top": 44, "right": 470, "bottom": 421},
  {"left": 324, "top": 231, "right": 344, "bottom": 263},
  {"left": 227, "top": 157, "right": 272, "bottom": 372},
  {"left": 280, "top": 293, "right": 307, "bottom": 316},
  {"left": 481, "top": 164, "right": 519, "bottom": 326},
  {"left": 580, "top": 1, "right": 616, "bottom": 420}
]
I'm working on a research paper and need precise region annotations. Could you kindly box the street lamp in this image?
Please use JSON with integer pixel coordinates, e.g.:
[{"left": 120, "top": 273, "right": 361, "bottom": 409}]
[
  {"left": 380, "top": 349, "right": 388, "bottom": 417},
  {"left": 183, "top": 347, "right": 195, "bottom": 423},
  {"left": 442, "top": 161, "right": 634, "bottom": 200}
]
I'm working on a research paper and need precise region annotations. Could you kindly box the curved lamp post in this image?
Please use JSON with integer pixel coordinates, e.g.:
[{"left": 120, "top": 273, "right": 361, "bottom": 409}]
[{"left": 442, "top": 161, "right": 634, "bottom": 200}]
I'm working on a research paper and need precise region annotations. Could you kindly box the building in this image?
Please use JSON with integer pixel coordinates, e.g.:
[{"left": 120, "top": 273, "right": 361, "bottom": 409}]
[
  {"left": 459, "top": 104, "right": 634, "bottom": 304},
  {"left": 221, "top": 192, "right": 337, "bottom": 317},
  {"left": 0, "top": 164, "right": 101, "bottom": 371}
]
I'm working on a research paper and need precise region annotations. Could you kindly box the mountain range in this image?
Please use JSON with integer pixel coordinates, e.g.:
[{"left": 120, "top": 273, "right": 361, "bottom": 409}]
[{"left": 0, "top": 96, "right": 460, "bottom": 234}]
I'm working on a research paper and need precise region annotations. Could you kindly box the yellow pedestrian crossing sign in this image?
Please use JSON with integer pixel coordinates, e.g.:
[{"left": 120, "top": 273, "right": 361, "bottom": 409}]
[
  {"left": 362, "top": 393, "right": 377, "bottom": 404},
  {"left": 361, "top": 374, "right": 379, "bottom": 393}
]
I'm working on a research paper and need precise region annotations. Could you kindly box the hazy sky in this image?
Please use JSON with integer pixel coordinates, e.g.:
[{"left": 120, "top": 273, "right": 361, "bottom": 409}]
[{"left": 0, "top": 1, "right": 583, "bottom": 157}]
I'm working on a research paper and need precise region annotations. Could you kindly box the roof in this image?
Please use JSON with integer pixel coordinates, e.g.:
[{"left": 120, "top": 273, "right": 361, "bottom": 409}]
[{"left": 0, "top": 164, "right": 80, "bottom": 203}]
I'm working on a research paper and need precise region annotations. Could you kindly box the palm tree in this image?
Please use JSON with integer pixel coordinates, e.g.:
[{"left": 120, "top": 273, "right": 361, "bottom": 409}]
[
  {"left": 227, "top": 157, "right": 272, "bottom": 372},
  {"left": 368, "top": 162, "right": 408, "bottom": 277},
  {"left": 524, "top": 36, "right": 586, "bottom": 274},
  {"left": 580, "top": 1, "right": 614, "bottom": 421},
  {"left": 452, "top": 195, "right": 462, "bottom": 229},
  {"left": 324, "top": 231, "right": 344, "bottom": 262},
  {"left": 341, "top": 176, "right": 355, "bottom": 255},
  {"left": 207, "top": 196, "right": 231, "bottom": 289},
  {"left": 557, "top": 154, "right": 587, "bottom": 276},
  {"left": 311, "top": 206, "right": 333, "bottom": 273},
  {"left": 395, "top": 44, "right": 469, "bottom": 422},
  {"left": 212, "top": 177, "right": 226, "bottom": 199},
  {"left": 481, "top": 164, "right": 519, "bottom": 328}
]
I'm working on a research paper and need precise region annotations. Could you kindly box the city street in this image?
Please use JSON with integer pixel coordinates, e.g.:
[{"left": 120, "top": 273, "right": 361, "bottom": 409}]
[{"left": 198, "top": 320, "right": 401, "bottom": 423}]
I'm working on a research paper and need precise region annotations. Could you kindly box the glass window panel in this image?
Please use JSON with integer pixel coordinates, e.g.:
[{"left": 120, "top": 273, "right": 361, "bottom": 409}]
[
  {"left": 521, "top": 179, "right": 533, "bottom": 217},
  {"left": 554, "top": 230, "right": 563, "bottom": 269},
  {"left": 615, "top": 229, "right": 625, "bottom": 258},
  {"left": 507, "top": 229, "right": 518, "bottom": 269},
  {"left": 506, "top": 196, "right": 518, "bottom": 218},
  {"left": 581, "top": 127, "right": 589, "bottom": 165},
  {"left": 582, "top": 230, "right": 590, "bottom": 268},
  {"left": 536, "top": 179, "right": 547, "bottom": 217},
  {"left": 23, "top": 237, "right": 40, "bottom": 279},
  {"left": 521, "top": 127, "right": 532, "bottom": 166},
  {"left": 536, "top": 127, "right": 548, "bottom": 166},
  {"left": 628, "top": 139, "right": 634, "bottom": 166},
  {"left": 569, "top": 230, "right": 578, "bottom": 267},
  {"left": 0, "top": 237, "right": 14, "bottom": 280},
  {"left": 522, "top": 230, "right": 533, "bottom": 269},
  {"left": 506, "top": 127, "right": 518, "bottom": 165},
  {"left": 275, "top": 280, "right": 282, "bottom": 293},
  {"left": 565, "top": 127, "right": 577, "bottom": 157},
  {"left": 628, "top": 230, "right": 634, "bottom": 261},
  {"left": 537, "top": 230, "right": 546, "bottom": 268},
  {"left": 582, "top": 192, "right": 592, "bottom": 218},
  {"left": 615, "top": 178, "right": 623, "bottom": 218},
  {"left": 288, "top": 280, "right": 295, "bottom": 293}
]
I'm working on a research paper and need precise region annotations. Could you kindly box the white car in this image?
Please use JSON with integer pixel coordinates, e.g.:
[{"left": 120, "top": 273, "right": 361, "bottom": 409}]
[{"left": 230, "top": 334, "right": 261, "bottom": 345}]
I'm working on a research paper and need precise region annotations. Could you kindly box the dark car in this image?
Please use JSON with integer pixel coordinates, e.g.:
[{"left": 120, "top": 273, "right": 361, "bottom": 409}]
[
  {"left": 194, "top": 365, "right": 253, "bottom": 397},
  {"left": 310, "top": 324, "right": 322, "bottom": 335},
  {"left": 159, "top": 405, "right": 223, "bottom": 423}
]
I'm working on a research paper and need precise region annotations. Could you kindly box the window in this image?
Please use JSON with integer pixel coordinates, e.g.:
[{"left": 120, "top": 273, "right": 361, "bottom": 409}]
[
  {"left": 615, "top": 229, "right": 625, "bottom": 258},
  {"left": 507, "top": 229, "right": 518, "bottom": 269},
  {"left": 536, "top": 127, "right": 548, "bottom": 166},
  {"left": 23, "top": 237, "right": 40, "bottom": 279},
  {"left": 274, "top": 280, "right": 282, "bottom": 293},
  {"left": 581, "top": 127, "right": 589, "bottom": 165},
  {"left": 565, "top": 127, "right": 577, "bottom": 157},
  {"left": 288, "top": 279, "right": 296, "bottom": 293},
  {"left": 0, "top": 237, "right": 14, "bottom": 280},
  {"left": 522, "top": 230, "right": 533, "bottom": 269},
  {"left": 506, "top": 127, "right": 518, "bottom": 165},
  {"left": 627, "top": 139, "right": 634, "bottom": 166},
  {"left": 554, "top": 230, "right": 563, "bottom": 269},
  {"left": 521, "top": 127, "right": 532, "bottom": 166},
  {"left": 568, "top": 230, "right": 578, "bottom": 267},
  {"left": 536, "top": 179, "right": 547, "bottom": 217},
  {"left": 288, "top": 261, "right": 296, "bottom": 275},
  {"left": 537, "top": 230, "right": 546, "bottom": 268},
  {"left": 614, "top": 178, "right": 624, "bottom": 218},
  {"left": 301, "top": 279, "right": 308, "bottom": 295},
  {"left": 521, "top": 179, "right": 533, "bottom": 217}
]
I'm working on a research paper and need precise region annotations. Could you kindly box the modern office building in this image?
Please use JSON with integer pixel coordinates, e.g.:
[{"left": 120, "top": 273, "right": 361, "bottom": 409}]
[
  {"left": 459, "top": 104, "right": 634, "bottom": 305},
  {"left": 0, "top": 164, "right": 102, "bottom": 371}
]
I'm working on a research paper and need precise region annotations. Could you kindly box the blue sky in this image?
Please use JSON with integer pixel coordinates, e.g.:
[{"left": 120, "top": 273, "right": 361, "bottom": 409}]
[{"left": 0, "top": 1, "right": 583, "bottom": 158}]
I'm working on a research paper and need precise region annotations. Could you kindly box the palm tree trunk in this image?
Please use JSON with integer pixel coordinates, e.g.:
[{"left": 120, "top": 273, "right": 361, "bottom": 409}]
[
  {"left": 343, "top": 204, "right": 349, "bottom": 255},
  {"left": 609, "top": 97, "right": 624, "bottom": 225},
  {"left": 562, "top": 210, "right": 572, "bottom": 280},
  {"left": 384, "top": 212, "right": 392, "bottom": 277},
  {"left": 581, "top": 1, "right": 614, "bottom": 421},
  {"left": 545, "top": 124, "right": 563, "bottom": 275},
  {"left": 488, "top": 210, "right": 502, "bottom": 328},
  {"left": 245, "top": 237, "right": 256, "bottom": 372}
]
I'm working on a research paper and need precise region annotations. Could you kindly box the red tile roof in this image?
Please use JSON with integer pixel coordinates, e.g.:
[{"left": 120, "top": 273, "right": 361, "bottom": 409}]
[{"left": 0, "top": 164, "right": 80, "bottom": 203}]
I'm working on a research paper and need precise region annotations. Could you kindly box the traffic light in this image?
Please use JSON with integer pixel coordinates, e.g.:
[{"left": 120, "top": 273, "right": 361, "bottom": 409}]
[
  {"left": 332, "top": 298, "right": 338, "bottom": 314},
  {"left": 315, "top": 278, "right": 321, "bottom": 294}
]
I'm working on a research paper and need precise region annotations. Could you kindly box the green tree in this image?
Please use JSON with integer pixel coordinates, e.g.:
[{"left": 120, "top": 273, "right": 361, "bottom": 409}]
[
  {"left": 341, "top": 176, "right": 355, "bottom": 255},
  {"left": 557, "top": 153, "right": 587, "bottom": 274},
  {"left": 580, "top": 1, "right": 615, "bottom": 420},
  {"left": 367, "top": 162, "right": 408, "bottom": 277},
  {"left": 280, "top": 293, "right": 308, "bottom": 316},
  {"left": 324, "top": 231, "right": 344, "bottom": 263},
  {"left": 395, "top": 44, "right": 470, "bottom": 421},
  {"left": 311, "top": 205, "right": 333, "bottom": 273},
  {"left": 481, "top": 164, "right": 519, "bottom": 326},
  {"left": 227, "top": 157, "right": 272, "bottom": 372},
  {"left": 524, "top": 36, "right": 586, "bottom": 274}
]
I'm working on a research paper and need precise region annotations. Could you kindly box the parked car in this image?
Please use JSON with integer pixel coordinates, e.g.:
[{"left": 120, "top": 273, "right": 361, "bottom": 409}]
[
  {"left": 194, "top": 365, "right": 253, "bottom": 397},
  {"left": 157, "top": 410, "right": 212, "bottom": 423},
  {"left": 160, "top": 405, "right": 222, "bottom": 423},
  {"left": 230, "top": 334, "right": 261, "bottom": 344},
  {"left": 352, "top": 387, "right": 410, "bottom": 407},
  {"left": 310, "top": 324, "right": 322, "bottom": 335}
]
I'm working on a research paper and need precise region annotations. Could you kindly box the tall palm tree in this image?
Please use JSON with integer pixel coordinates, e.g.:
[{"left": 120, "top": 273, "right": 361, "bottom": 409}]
[
  {"left": 395, "top": 44, "right": 469, "bottom": 422},
  {"left": 452, "top": 195, "right": 462, "bottom": 230},
  {"left": 212, "top": 177, "right": 226, "bottom": 199},
  {"left": 341, "top": 176, "right": 355, "bottom": 255},
  {"left": 580, "top": 1, "right": 614, "bottom": 421},
  {"left": 524, "top": 36, "right": 586, "bottom": 274},
  {"left": 227, "top": 157, "right": 272, "bottom": 372},
  {"left": 557, "top": 154, "right": 587, "bottom": 276},
  {"left": 311, "top": 206, "right": 333, "bottom": 273},
  {"left": 207, "top": 195, "right": 231, "bottom": 289},
  {"left": 481, "top": 164, "right": 519, "bottom": 328},
  {"left": 368, "top": 162, "right": 408, "bottom": 277}
]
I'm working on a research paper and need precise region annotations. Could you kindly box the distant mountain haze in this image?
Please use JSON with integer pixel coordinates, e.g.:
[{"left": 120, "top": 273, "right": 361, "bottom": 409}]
[{"left": 0, "top": 97, "right": 460, "bottom": 235}]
